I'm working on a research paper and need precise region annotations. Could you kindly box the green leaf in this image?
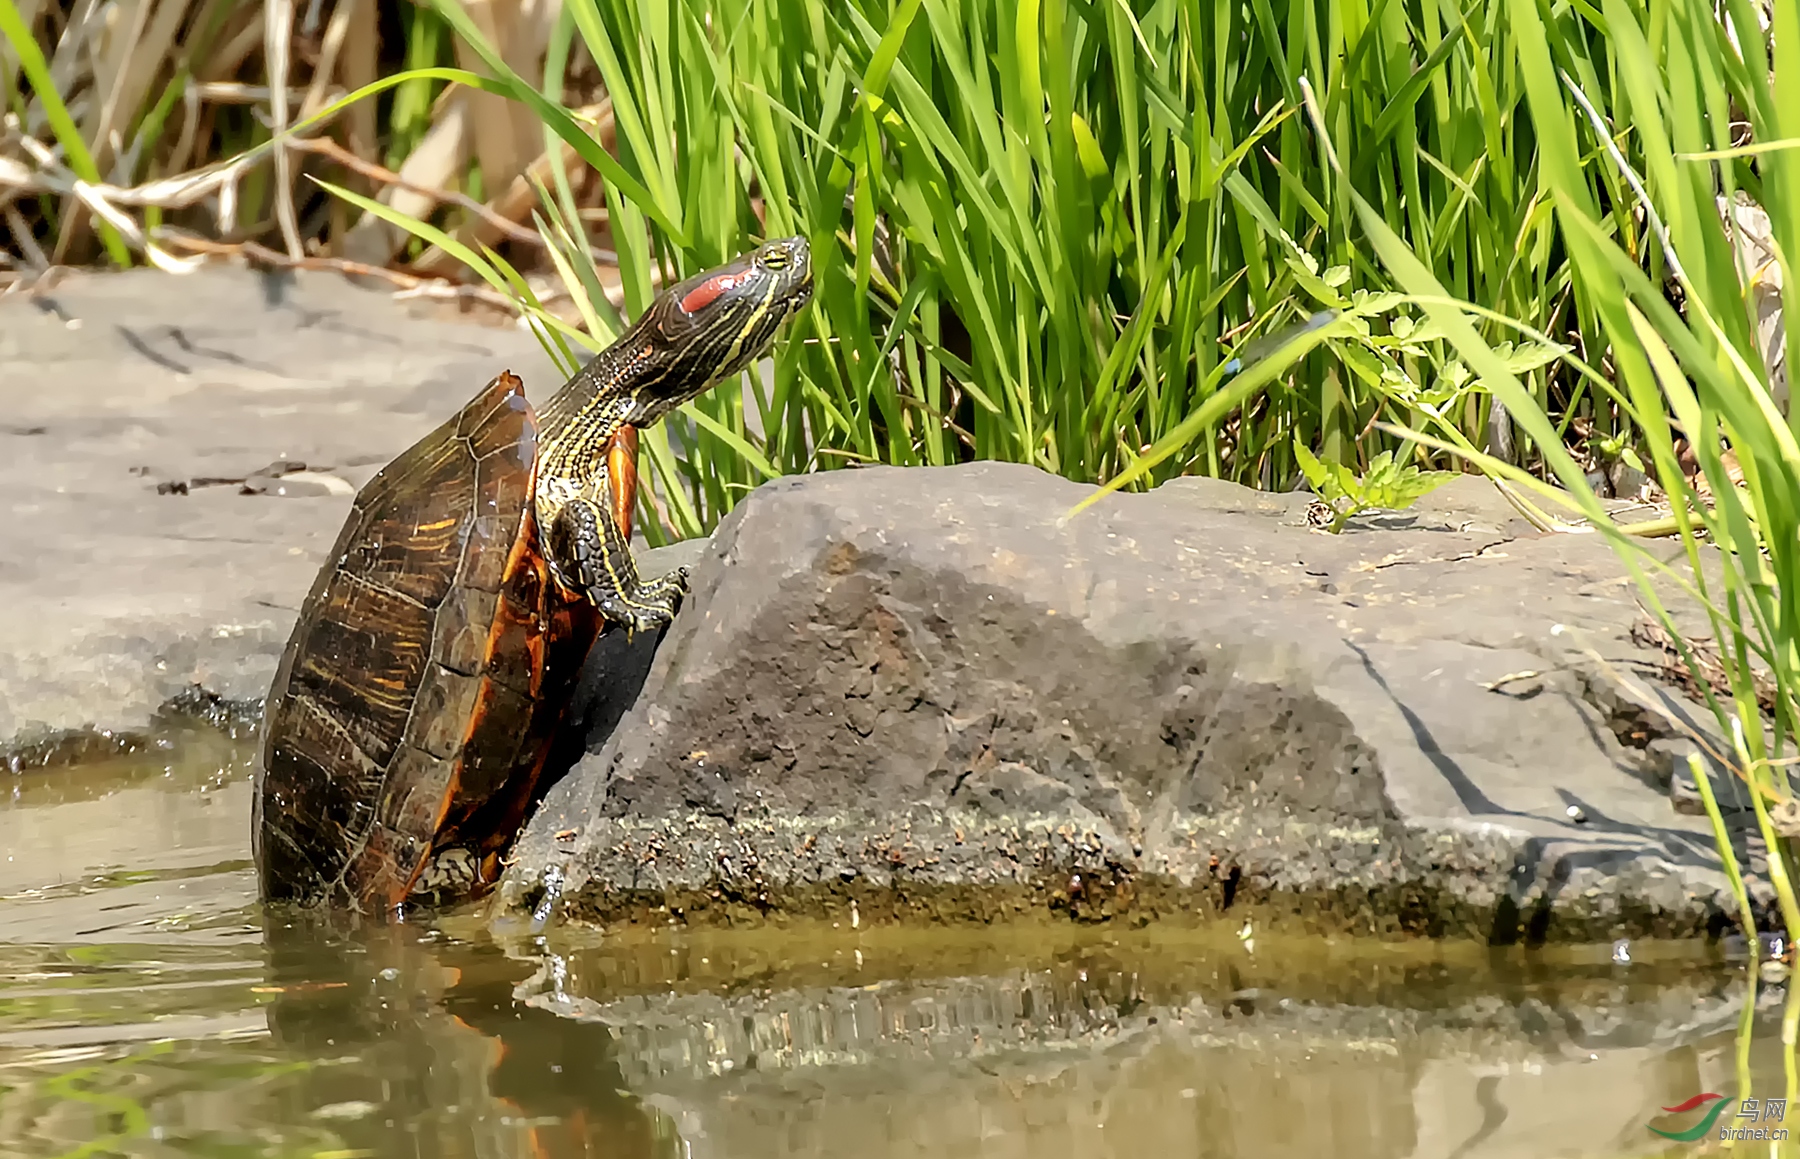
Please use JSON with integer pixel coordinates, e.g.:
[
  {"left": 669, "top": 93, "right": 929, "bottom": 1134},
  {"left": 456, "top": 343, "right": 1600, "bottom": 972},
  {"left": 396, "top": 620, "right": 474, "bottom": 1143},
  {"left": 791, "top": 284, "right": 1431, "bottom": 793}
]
[
  {"left": 1498, "top": 340, "right": 1571, "bottom": 374},
  {"left": 1070, "top": 111, "right": 1111, "bottom": 185},
  {"left": 1293, "top": 438, "right": 1334, "bottom": 495}
]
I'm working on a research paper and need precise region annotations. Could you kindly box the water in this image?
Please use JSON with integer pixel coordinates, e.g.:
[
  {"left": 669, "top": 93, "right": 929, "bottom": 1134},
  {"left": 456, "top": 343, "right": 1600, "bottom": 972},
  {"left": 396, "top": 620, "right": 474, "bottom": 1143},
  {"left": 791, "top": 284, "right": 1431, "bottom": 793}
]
[{"left": 3, "top": 727, "right": 1796, "bottom": 1158}]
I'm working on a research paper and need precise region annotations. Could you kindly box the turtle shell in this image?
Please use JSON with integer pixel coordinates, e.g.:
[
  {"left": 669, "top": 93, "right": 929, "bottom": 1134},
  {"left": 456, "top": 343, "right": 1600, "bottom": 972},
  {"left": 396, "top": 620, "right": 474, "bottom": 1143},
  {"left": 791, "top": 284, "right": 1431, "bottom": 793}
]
[{"left": 254, "top": 371, "right": 605, "bottom": 912}]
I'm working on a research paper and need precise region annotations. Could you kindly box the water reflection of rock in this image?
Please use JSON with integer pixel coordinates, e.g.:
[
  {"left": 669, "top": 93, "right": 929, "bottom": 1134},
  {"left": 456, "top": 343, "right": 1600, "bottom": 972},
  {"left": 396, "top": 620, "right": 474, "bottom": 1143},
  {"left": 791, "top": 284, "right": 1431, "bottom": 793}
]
[{"left": 506, "top": 934, "right": 1781, "bottom": 1159}]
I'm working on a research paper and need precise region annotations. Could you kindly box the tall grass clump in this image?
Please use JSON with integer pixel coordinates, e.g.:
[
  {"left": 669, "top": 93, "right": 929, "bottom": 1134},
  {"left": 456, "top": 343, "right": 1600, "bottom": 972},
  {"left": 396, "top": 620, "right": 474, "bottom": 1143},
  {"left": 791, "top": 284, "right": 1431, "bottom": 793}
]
[
  {"left": 298, "top": 0, "right": 1653, "bottom": 545},
  {"left": 7, "top": 0, "right": 1739, "bottom": 537}
]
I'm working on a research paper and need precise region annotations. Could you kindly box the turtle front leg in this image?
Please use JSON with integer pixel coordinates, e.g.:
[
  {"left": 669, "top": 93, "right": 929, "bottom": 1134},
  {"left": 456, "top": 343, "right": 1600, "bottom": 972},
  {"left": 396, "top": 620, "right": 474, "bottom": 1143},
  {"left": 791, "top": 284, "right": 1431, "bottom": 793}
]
[{"left": 548, "top": 495, "right": 691, "bottom": 632}]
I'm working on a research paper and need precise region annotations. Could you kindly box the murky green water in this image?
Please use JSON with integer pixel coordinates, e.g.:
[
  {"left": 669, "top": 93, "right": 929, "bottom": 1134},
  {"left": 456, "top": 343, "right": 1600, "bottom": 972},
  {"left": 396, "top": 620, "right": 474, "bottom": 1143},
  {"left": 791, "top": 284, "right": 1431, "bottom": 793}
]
[{"left": 2, "top": 727, "right": 1797, "bottom": 1158}]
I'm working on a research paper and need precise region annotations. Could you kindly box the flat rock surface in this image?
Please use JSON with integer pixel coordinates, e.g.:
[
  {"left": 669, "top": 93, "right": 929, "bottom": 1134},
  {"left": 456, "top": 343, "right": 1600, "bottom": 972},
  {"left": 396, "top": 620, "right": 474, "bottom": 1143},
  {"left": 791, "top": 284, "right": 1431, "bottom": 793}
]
[
  {"left": 505, "top": 463, "right": 1759, "bottom": 942},
  {"left": 0, "top": 266, "right": 564, "bottom": 752}
]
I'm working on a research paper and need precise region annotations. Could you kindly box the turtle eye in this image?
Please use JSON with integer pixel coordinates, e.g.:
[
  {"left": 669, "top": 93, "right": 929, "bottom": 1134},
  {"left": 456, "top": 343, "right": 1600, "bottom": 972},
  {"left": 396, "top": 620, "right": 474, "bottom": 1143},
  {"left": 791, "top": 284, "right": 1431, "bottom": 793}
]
[{"left": 760, "top": 248, "right": 790, "bottom": 271}]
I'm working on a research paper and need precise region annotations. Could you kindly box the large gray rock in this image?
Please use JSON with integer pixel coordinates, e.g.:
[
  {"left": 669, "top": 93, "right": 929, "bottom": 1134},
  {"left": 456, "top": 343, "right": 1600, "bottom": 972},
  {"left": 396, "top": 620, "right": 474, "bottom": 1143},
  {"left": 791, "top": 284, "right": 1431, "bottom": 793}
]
[
  {"left": 503, "top": 462, "right": 1757, "bottom": 942},
  {"left": 0, "top": 266, "right": 561, "bottom": 757}
]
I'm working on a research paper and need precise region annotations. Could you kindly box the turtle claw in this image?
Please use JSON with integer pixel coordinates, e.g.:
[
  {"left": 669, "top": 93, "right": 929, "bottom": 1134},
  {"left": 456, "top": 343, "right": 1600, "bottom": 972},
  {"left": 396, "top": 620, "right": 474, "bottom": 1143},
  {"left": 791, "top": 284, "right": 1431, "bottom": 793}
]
[
  {"left": 408, "top": 845, "right": 493, "bottom": 907},
  {"left": 598, "top": 565, "right": 691, "bottom": 634}
]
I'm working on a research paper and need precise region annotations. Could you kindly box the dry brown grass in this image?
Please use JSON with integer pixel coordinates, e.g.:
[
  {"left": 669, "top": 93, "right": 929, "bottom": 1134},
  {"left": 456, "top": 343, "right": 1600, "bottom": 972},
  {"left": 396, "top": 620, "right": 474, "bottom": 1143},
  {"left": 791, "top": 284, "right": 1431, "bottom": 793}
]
[{"left": 0, "top": 0, "right": 620, "bottom": 309}]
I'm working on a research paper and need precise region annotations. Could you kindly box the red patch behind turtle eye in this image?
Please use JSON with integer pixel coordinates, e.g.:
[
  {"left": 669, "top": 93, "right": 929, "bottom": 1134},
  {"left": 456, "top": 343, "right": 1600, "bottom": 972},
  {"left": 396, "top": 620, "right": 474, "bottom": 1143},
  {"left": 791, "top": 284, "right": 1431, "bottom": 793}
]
[{"left": 680, "top": 270, "right": 750, "bottom": 314}]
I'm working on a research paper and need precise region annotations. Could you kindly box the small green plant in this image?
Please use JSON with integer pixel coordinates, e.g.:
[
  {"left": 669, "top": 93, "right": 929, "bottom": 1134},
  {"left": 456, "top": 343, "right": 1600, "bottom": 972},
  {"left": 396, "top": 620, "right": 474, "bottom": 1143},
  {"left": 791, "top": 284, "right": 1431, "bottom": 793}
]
[{"left": 1291, "top": 438, "right": 1459, "bottom": 533}]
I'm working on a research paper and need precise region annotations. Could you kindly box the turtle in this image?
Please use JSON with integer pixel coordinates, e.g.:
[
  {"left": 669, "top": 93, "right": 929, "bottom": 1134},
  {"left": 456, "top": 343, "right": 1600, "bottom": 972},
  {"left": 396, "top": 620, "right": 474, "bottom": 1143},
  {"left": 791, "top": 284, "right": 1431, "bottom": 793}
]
[{"left": 253, "top": 236, "right": 814, "bottom": 915}]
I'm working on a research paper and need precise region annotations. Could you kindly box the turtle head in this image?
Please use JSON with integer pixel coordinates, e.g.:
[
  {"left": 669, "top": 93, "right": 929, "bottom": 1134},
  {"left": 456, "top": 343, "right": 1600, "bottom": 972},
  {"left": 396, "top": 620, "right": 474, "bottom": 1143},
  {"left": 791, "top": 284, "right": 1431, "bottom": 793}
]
[{"left": 623, "top": 235, "right": 813, "bottom": 425}]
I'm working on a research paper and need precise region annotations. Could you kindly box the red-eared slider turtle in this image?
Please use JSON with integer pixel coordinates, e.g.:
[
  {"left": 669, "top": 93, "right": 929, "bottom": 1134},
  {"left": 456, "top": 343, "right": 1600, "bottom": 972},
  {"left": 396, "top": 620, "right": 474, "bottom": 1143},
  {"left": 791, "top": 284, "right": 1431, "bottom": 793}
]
[{"left": 254, "top": 237, "right": 813, "bottom": 914}]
